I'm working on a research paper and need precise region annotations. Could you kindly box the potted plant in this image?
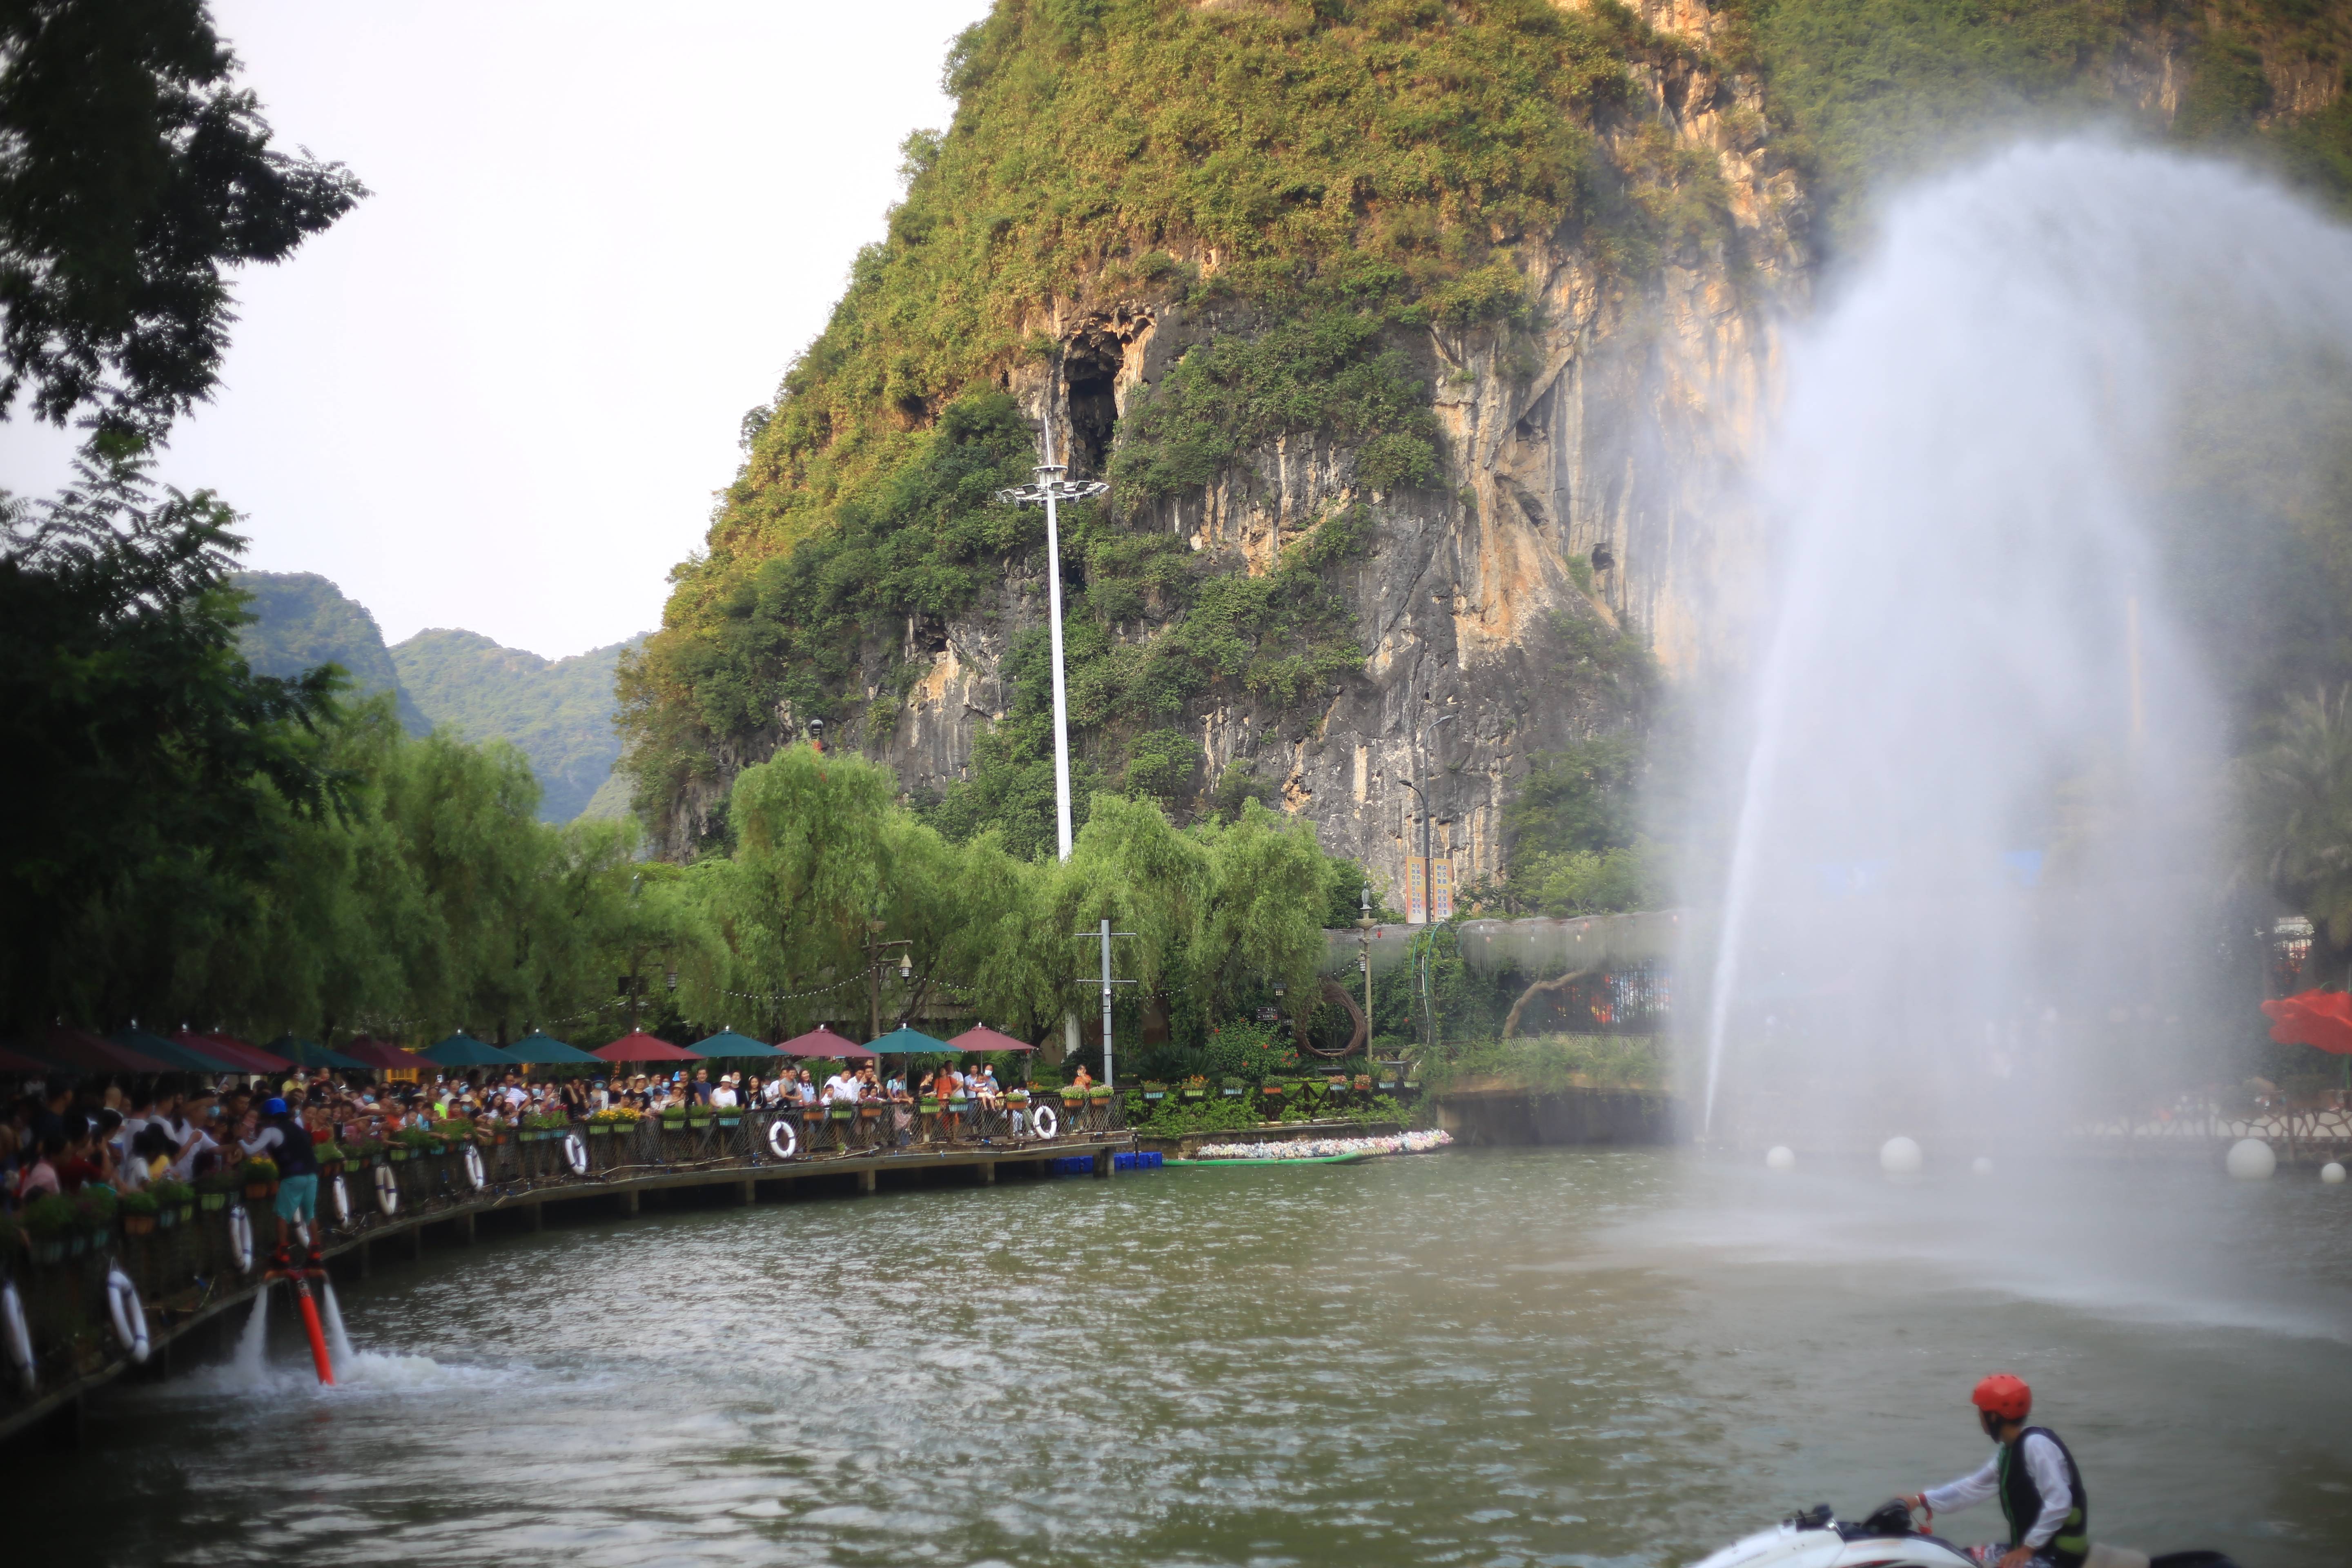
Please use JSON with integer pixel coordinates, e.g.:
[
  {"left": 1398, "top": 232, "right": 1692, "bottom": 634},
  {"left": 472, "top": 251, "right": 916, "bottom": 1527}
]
[
  {"left": 241, "top": 1156, "right": 279, "bottom": 1200},
  {"left": 1183, "top": 1075, "right": 1207, "bottom": 1101},
  {"left": 525, "top": 1111, "right": 569, "bottom": 1141},
  {"left": 74, "top": 1187, "right": 118, "bottom": 1253},
  {"left": 1354, "top": 1073, "right": 1373, "bottom": 1091},
  {"left": 343, "top": 1137, "right": 384, "bottom": 1167},
  {"left": 22, "top": 1194, "right": 75, "bottom": 1264},
  {"left": 1142, "top": 1080, "right": 1167, "bottom": 1102},
  {"left": 1221, "top": 1076, "right": 1244, "bottom": 1098},
  {"left": 313, "top": 1139, "right": 346, "bottom": 1176},
  {"left": 1089, "top": 1084, "right": 1113, "bottom": 1102},
  {"left": 151, "top": 1177, "right": 195, "bottom": 1228},
  {"left": 195, "top": 1169, "right": 236, "bottom": 1211},
  {"left": 120, "top": 1188, "right": 160, "bottom": 1236}
]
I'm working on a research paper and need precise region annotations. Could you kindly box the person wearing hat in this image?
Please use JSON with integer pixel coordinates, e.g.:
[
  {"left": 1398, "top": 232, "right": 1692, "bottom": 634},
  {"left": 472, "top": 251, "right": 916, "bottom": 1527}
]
[
  {"left": 1904, "top": 1374, "right": 2090, "bottom": 1568},
  {"left": 240, "top": 1095, "right": 323, "bottom": 1270}
]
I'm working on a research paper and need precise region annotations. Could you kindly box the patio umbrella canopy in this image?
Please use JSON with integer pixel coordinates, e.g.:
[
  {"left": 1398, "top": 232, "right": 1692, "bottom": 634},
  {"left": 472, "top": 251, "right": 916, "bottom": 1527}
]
[
  {"left": 2261, "top": 989, "right": 2352, "bottom": 1055},
  {"left": 178, "top": 1030, "right": 291, "bottom": 1074},
  {"left": 867, "top": 1025, "right": 953, "bottom": 1056},
  {"left": 278, "top": 1035, "right": 376, "bottom": 1071},
  {"left": 0, "top": 1042, "right": 48, "bottom": 1072},
  {"left": 947, "top": 1024, "right": 1035, "bottom": 1054},
  {"left": 114, "top": 1026, "right": 238, "bottom": 1074},
  {"left": 508, "top": 1030, "right": 603, "bottom": 1065},
  {"left": 418, "top": 1031, "right": 522, "bottom": 1068},
  {"left": 594, "top": 1031, "right": 704, "bottom": 1063},
  {"left": 341, "top": 1036, "right": 423, "bottom": 1071},
  {"left": 773, "top": 1025, "right": 874, "bottom": 1061},
  {"left": 692, "top": 1029, "right": 783, "bottom": 1058}
]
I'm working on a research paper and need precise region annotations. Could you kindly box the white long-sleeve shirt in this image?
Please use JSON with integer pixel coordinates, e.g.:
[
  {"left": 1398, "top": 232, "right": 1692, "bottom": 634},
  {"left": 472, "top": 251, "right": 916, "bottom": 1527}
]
[{"left": 1924, "top": 1432, "right": 2074, "bottom": 1548}]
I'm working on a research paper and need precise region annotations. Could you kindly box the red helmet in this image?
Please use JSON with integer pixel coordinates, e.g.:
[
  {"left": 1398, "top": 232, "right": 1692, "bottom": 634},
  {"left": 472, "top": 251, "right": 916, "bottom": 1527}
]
[{"left": 1972, "top": 1373, "right": 2032, "bottom": 1422}]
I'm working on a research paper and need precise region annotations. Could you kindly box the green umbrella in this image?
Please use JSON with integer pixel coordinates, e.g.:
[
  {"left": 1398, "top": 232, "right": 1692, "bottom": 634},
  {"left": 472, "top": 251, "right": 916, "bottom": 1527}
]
[
  {"left": 417, "top": 1031, "right": 522, "bottom": 1068},
  {"left": 508, "top": 1030, "right": 601, "bottom": 1065},
  {"left": 866, "top": 1025, "right": 954, "bottom": 1056},
  {"left": 112, "top": 1025, "right": 239, "bottom": 1073},
  {"left": 689, "top": 1029, "right": 783, "bottom": 1059}
]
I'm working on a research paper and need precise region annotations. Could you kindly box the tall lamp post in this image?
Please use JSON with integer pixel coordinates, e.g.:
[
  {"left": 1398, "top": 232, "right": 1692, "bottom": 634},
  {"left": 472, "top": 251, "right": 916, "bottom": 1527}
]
[{"left": 994, "top": 420, "right": 1107, "bottom": 864}]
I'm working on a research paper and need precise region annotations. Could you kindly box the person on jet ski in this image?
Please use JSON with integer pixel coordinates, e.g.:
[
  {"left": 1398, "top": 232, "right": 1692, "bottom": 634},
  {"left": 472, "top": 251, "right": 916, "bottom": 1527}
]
[{"left": 1904, "top": 1374, "right": 2090, "bottom": 1568}]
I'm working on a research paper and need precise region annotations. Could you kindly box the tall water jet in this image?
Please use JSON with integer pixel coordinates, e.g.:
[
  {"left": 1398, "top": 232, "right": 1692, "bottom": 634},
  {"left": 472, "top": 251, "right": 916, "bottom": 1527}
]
[
  {"left": 321, "top": 1281, "right": 356, "bottom": 1372},
  {"left": 1698, "top": 141, "right": 2352, "bottom": 1146},
  {"left": 230, "top": 1288, "right": 271, "bottom": 1384}
]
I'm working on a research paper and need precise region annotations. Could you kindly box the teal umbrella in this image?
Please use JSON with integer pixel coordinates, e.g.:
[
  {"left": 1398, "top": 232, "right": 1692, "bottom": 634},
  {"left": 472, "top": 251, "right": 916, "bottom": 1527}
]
[
  {"left": 269, "top": 1034, "right": 370, "bottom": 1071},
  {"left": 417, "top": 1031, "right": 522, "bottom": 1068},
  {"left": 508, "top": 1030, "right": 601, "bottom": 1065},
  {"left": 113, "top": 1025, "right": 239, "bottom": 1074},
  {"left": 866, "top": 1025, "right": 954, "bottom": 1056},
  {"left": 690, "top": 1029, "right": 783, "bottom": 1059}
]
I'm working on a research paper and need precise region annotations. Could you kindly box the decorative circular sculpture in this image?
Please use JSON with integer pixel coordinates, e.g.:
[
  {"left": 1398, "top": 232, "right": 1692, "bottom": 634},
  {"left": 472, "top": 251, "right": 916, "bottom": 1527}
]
[{"left": 2225, "top": 1138, "right": 2277, "bottom": 1180}]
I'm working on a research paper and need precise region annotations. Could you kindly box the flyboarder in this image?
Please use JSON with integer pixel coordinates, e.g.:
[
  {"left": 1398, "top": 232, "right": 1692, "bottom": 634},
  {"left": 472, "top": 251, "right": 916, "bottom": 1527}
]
[
  {"left": 1904, "top": 1374, "right": 2090, "bottom": 1568},
  {"left": 240, "top": 1096, "right": 322, "bottom": 1270}
]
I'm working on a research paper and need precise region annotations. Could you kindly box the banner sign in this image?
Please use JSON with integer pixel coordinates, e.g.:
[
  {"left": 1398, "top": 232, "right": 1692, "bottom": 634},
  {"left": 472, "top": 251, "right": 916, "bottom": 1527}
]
[{"left": 1405, "top": 856, "right": 1428, "bottom": 924}]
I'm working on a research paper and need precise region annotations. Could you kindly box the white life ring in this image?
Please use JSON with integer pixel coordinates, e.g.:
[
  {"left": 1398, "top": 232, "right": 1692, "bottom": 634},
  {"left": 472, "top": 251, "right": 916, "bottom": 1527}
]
[
  {"left": 462, "top": 1143, "right": 486, "bottom": 1191},
  {"left": 766, "top": 1119, "right": 797, "bottom": 1160},
  {"left": 1, "top": 1279, "right": 33, "bottom": 1392},
  {"left": 1031, "top": 1104, "right": 1060, "bottom": 1140},
  {"left": 374, "top": 1162, "right": 400, "bottom": 1215},
  {"left": 562, "top": 1131, "right": 588, "bottom": 1175},
  {"left": 105, "top": 1266, "right": 150, "bottom": 1364},
  {"left": 329, "top": 1173, "right": 350, "bottom": 1224},
  {"left": 227, "top": 1203, "right": 255, "bottom": 1274}
]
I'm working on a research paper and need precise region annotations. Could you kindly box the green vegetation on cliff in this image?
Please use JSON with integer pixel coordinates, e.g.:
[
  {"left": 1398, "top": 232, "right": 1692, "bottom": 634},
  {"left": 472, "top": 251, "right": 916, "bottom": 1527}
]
[
  {"left": 393, "top": 628, "right": 637, "bottom": 823},
  {"left": 234, "top": 571, "right": 428, "bottom": 734}
]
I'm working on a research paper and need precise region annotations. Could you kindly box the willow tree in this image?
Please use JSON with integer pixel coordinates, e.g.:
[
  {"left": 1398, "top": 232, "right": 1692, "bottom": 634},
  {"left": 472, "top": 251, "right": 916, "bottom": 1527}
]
[{"left": 1193, "top": 798, "right": 1339, "bottom": 1013}]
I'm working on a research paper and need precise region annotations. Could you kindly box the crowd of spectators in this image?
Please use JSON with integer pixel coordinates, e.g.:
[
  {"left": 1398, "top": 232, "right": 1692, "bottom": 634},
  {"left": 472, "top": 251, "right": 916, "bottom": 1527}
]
[{"left": 3, "top": 1057, "right": 1069, "bottom": 1204}]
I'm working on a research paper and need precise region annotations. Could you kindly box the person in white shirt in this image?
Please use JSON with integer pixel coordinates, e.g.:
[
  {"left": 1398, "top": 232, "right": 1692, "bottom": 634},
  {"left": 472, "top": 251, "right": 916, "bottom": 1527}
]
[
  {"left": 1903, "top": 1374, "right": 2089, "bottom": 1568},
  {"left": 820, "top": 1071, "right": 855, "bottom": 1106},
  {"left": 709, "top": 1079, "right": 738, "bottom": 1110}
]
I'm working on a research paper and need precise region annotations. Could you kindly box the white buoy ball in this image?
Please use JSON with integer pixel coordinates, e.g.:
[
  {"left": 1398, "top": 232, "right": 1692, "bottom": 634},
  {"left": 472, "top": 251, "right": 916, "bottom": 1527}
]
[
  {"left": 1765, "top": 1145, "right": 1796, "bottom": 1171},
  {"left": 2225, "top": 1138, "right": 2278, "bottom": 1180},
  {"left": 1880, "top": 1136, "right": 1924, "bottom": 1176},
  {"left": 1972, "top": 1156, "right": 1995, "bottom": 1176},
  {"left": 2322, "top": 1161, "right": 2346, "bottom": 1185}
]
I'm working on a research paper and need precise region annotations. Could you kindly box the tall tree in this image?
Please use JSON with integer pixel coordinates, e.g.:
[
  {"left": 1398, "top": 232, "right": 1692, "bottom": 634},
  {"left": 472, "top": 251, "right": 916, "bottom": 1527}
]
[{"left": 0, "top": 0, "right": 363, "bottom": 436}]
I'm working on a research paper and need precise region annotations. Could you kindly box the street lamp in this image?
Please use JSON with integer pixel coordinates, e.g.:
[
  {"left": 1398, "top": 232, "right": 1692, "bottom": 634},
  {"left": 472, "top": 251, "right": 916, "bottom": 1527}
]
[{"left": 993, "top": 421, "right": 1107, "bottom": 863}]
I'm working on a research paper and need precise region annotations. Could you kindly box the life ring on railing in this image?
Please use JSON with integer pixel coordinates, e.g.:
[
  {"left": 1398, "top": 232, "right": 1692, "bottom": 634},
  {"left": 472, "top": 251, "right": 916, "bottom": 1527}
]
[
  {"left": 328, "top": 1173, "right": 350, "bottom": 1225},
  {"left": 106, "top": 1266, "right": 150, "bottom": 1364},
  {"left": 561, "top": 1131, "right": 588, "bottom": 1175},
  {"left": 462, "top": 1143, "right": 486, "bottom": 1191},
  {"left": 374, "top": 1163, "right": 400, "bottom": 1216},
  {"left": 2, "top": 1279, "right": 34, "bottom": 1392},
  {"left": 227, "top": 1203, "right": 255, "bottom": 1274},
  {"left": 1031, "top": 1104, "right": 1060, "bottom": 1140},
  {"left": 767, "top": 1119, "right": 798, "bottom": 1160}
]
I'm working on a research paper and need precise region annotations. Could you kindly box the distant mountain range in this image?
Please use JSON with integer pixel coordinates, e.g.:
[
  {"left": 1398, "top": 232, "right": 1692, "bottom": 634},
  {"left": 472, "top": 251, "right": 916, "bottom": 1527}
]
[{"left": 233, "top": 572, "right": 640, "bottom": 823}]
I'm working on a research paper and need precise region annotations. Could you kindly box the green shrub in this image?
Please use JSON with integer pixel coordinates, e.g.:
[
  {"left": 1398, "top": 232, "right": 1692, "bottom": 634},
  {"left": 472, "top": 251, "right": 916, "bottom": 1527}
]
[
  {"left": 119, "top": 1189, "right": 159, "bottom": 1216},
  {"left": 21, "top": 1194, "right": 75, "bottom": 1240}
]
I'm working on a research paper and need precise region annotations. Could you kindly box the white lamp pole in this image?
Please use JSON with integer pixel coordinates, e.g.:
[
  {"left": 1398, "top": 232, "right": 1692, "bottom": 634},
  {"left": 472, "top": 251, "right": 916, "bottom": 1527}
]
[{"left": 995, "top": 419, "right": 1106, "bottom": 862}]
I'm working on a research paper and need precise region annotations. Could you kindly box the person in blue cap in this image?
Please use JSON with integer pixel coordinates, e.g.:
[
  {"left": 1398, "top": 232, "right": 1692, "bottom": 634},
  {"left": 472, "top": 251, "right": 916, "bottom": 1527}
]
[{"left": 240, "top": 1096, "right": 322, "bottom": 1270}]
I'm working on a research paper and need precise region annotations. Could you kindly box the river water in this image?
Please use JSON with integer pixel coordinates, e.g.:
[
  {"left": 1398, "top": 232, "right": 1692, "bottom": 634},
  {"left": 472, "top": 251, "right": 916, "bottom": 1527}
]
[{"left": 22, "top": 1148, "right": 2352, "bottom": 1566}]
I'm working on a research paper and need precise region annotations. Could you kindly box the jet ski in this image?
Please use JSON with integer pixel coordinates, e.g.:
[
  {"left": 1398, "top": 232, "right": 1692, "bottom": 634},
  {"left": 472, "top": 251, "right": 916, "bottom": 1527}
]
[{"left": 1686, "top": 1501, "right": 2241, "bottom": 1568}]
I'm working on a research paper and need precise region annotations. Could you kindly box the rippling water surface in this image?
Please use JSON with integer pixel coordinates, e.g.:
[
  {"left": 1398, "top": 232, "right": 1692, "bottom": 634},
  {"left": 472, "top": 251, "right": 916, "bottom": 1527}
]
[{"left": 23, "top": 1149, "right": 2352, "bottom": 1566}]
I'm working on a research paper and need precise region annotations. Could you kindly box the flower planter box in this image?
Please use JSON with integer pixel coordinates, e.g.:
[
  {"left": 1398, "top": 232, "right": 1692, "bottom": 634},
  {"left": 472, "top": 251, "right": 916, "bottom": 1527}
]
[
  {"left": 245, "top": 1181, "right": 277, "bottom": 1200},
  {"left": 1183, "top": 1089, "right": 1205, "bottom": 1100},
  {"left": 177, "top": 1204, "right": 194, "bottom": 1225},
  {"left": 124, "top": 1214, "right": 156, "bottom": 1236},
  {"left": 717, "top": 1116, "right": 741, "bottom": 1128},
  {"left": 389, "top": 1148, "right": 411, "bottom": 1161},
  {"left": 1222, "top": 1087, "right": 1243, "bottom": 1098},
  {"left": 919, "top": 1099, "right": 941, "bottom": 1113},
  {"left": 157, "top": 1208, "right": 177, "bottom": 1231},
  {"left": 200, "top": 1192, "right": 227, "bottom": 1212},
  {"left": 588, "top": 1124, "right": 611, "bottom": 1135},
  {"left": 31, "top": 1239, "right": 64, "bottom": 1265}
]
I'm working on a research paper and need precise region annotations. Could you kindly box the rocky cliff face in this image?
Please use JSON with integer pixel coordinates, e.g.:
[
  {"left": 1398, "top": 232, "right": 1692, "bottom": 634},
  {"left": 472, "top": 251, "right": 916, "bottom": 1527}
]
[{"left": 858, "top": 9, "right": 1804, "bottom": 896}]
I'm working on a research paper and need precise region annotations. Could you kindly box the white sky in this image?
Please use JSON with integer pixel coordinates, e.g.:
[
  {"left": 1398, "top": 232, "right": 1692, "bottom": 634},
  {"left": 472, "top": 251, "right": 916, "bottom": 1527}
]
[{"left": 0, "top": 0, "right": 991, "bottom": 659}]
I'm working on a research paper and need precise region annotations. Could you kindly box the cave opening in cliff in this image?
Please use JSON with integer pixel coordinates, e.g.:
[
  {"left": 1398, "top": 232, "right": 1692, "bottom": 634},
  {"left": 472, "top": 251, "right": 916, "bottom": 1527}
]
[{"left": 1062, "top": 328, "right": 1124, "bottom": 476}]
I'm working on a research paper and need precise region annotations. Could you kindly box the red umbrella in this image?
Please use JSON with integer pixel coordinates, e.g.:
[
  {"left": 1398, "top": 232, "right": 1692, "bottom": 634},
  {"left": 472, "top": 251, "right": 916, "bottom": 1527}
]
[
  {"left": 594, "top": 1030, "right": 704, "bottom": 1063},
  {"left": 177, "top": 1030, "right": 292, "bottom": 1074},
  {"left": 0, "top": 1041, "right": 49, "bottom": 1072},
  {"left": 35, "top": 1025, "right": 173, "bottom": 1074},
  {"left": 2260, "top": 989, "right": 2352, "bottom": 1055},
  {"left": 947, "top": 1024, "right": 1036, "bottom": 1054},
  {"left": 773, "top": 1025, "right": 875, "bottom": 1061},
  {"left": 341, "top": 1036, "right": 424, "bottom": 1070}
]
